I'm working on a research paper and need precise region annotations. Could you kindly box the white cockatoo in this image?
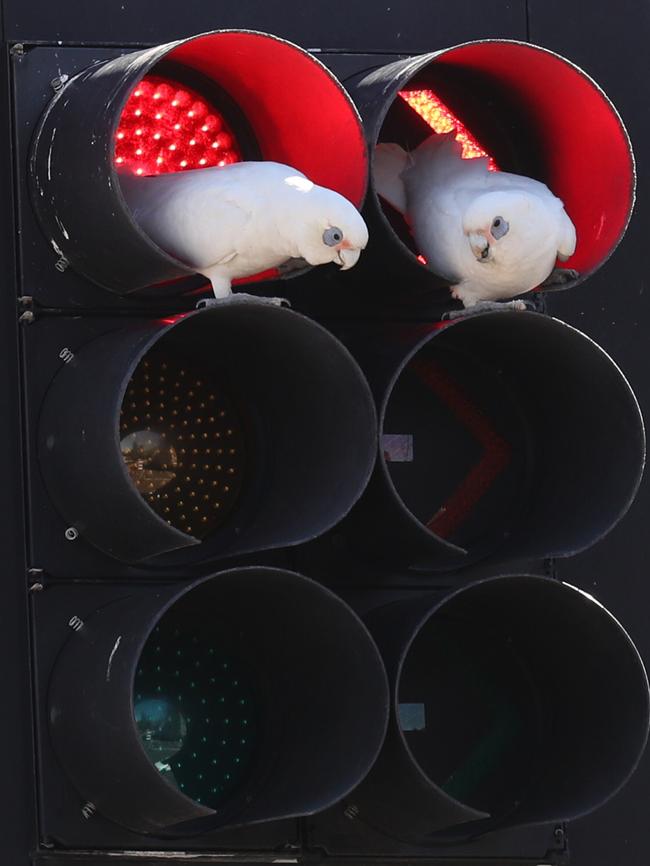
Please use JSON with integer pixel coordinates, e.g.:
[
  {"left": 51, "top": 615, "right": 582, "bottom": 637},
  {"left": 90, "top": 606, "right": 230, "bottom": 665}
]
[
  {"left": 374, "top": 133, "right": 577, "bottom": 311},
  {"left": 120, "top": 162, "right": 368, "bottom": 299}
]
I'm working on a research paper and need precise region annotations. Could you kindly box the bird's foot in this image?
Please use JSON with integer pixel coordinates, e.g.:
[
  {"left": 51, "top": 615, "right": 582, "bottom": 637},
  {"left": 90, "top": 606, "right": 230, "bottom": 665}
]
[
  {"left": 539, "top": 268, "right": 580, "bottom": 292},
  {"left": 196, "top": 292, "right": 291, "bottom": 309},
  {"left": 442, "top": 299, "right": 533, "bottom": 320}
]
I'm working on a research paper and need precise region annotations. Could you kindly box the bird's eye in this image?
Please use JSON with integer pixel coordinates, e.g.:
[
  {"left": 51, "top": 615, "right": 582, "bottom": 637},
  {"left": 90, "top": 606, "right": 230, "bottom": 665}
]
[
  {"left": 323, "top": 227, "right": 343, "bottom": 246},
  {"left": 491, "top": 216, "right": 509, "bottom": 240}
]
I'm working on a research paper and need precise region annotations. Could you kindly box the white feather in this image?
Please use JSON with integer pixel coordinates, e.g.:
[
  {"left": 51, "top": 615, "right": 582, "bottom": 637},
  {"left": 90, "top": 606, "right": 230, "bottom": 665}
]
[
  {"left": 120, "top": 162, "right": 368, "bottom": 298},
  {"left": 375, "top": 133, "right": 577, "bottom": 307}
]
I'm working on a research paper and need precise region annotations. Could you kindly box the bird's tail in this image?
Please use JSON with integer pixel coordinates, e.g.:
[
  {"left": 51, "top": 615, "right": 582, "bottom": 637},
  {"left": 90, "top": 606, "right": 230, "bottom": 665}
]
[{"left": 373, "top": 142, "right": 412, "bottom": 214}]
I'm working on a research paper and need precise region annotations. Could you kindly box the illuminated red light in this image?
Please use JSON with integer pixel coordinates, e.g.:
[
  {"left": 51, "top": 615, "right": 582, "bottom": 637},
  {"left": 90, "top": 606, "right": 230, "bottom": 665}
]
[
  {"left": 115, "top": 75, "right": 243, "bottom": 176},
  {"left": 399, "top": 89, "right": 498, "bottom": 171}
]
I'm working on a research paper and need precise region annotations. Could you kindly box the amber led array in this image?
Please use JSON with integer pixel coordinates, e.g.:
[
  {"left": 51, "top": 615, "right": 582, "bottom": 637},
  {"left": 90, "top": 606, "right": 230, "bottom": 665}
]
[{"left": 120, "top": 350, "right": 246, "bottom": 538}]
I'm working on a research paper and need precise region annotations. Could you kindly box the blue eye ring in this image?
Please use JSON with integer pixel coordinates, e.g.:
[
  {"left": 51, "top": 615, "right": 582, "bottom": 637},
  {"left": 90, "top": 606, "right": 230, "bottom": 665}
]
[
  {"left": 323, "top": 226, "right": 343, "bottom": 246},
  {"left": 491, "top": 216, "right": 509, "bottom": 240}
]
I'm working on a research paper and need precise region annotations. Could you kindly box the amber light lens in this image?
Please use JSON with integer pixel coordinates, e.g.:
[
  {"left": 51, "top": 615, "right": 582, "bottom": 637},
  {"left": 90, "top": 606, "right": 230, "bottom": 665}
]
[
  {"left": 115, "top": 74, "right": 243, "bottom": 176},
  {"left": 120, "top": 349, "right": 246, "bottom": 538}
]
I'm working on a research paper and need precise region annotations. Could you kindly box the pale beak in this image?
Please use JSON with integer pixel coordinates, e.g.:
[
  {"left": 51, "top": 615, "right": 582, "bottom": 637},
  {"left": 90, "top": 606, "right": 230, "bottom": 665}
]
[
  {"left": 337, "top": 247, "right": 361, "bottom": 270},
  {"left": 468, "top": 232, "right": 491, "bottom": 262}
]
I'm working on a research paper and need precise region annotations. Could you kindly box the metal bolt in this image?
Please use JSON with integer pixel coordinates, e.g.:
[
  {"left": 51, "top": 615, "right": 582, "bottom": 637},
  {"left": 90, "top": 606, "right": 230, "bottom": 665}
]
[
  {"left": 11, "top": 44, "right": 25, "bottom": 57},
  {"left": 553, "top": 826, "right": 565, "bottom": 845},
  {"left": 343, "top": 804, "right": 359, "bottom": 820},
  {"left": 51, "top": 74, "right": 69, "bottom": 93},
  {"left": 64, "top": 527, "right": 79, "bottom": 541},
  {"left": 19, "top": 310, "right": 35, "bottom": 324},
  {"left": 29, "top": 583, "right": 44, "bottom": 593},
  {"left": 68, "top": 615, "right": 84, "bottom": 632},
  {"left": 81, "top": 802, "right": 96, "bottom": 820}
]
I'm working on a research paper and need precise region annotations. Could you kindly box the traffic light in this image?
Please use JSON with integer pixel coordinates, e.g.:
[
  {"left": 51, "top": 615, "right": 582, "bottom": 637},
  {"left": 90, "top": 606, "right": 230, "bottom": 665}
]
[
  {"left": 347, "top": 574, "right": 648, "bottom": 842},
  {"left": 28, "top": 28, "right": 367, "bottom": 299},
  {"left": 5, "top": 18, "right": 649, "bottom": 866},
  {"left": 35, "top": 302, "right": 376, "bottom": 565},
  {"left": 44, "top": 567, "right": 389, "bottom": 837},
  {"left": 281, "top": 39, "right": 635, "bottom": 318},
  {"left": 332, "top": 309, "right": 645, "bottom": 571}
]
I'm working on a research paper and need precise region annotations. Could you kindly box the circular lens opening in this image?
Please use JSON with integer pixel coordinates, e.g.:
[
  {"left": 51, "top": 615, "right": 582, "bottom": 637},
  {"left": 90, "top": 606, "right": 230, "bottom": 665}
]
[{"left": 120, "top": 346, "right": 246, "bottom": 539}]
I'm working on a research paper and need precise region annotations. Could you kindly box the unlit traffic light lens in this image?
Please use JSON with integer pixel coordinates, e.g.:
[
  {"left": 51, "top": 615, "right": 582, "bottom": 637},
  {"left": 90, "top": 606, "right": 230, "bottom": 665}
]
[
  {"left": 120, "top": 348, "right": 246, "bottom": 539},
  {"left": 134, "top": 619, "right": 258, "bottom": 808},
  {"left": 399, "top": 615, "right": 539, "bottom": 818},
  {"left": 384, "top": 345, "right": 525, "bottom": 557}
]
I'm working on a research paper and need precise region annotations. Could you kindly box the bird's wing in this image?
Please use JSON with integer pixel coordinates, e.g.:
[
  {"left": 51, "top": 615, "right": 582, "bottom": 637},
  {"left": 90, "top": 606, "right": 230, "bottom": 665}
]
[
  {"left": 412, "top": 134, "right": 491, "bottom": 183},
  {"left": 373, "top": 143, "right": 412, "bottom": 213},
  {"left": 556, "top": 206, "right": 577, "bottom": 260},
  {"left": 120, "top": 169, "right": 254, "bottom": 270},
  {"left": 403, "top": 134, "right": 492, "bottom": 218}
]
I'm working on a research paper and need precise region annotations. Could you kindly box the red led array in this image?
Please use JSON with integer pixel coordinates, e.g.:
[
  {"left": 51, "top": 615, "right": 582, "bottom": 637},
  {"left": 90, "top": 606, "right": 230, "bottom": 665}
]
[
  {"left": 399, "top": 89, "right": 498, "bottom": 171},
  {"left": 115, "top": 75, "right": 242, "bottom": 176}
]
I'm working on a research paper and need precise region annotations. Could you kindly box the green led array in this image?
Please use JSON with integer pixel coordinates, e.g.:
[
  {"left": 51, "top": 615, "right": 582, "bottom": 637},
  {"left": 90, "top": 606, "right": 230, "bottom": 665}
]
[{"left": 134, "top": 620, "right": 258, "bottom": 809}]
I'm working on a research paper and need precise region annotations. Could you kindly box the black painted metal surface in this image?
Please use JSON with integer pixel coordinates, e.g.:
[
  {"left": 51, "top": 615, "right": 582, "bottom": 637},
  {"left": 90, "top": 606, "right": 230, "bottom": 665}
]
[
  {"left": 2, "top": 0, "right": 526, "bottom": 51},
  {"left": 3, "top": 1, "right": 650, "bottom": 865},
  {"left": 527, "top": 3, "right": 650, "bottom": 865}
]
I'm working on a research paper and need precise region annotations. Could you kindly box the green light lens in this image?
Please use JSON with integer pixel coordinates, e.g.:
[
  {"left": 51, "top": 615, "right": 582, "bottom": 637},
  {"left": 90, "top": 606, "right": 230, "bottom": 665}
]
[
  {"left": 399, "top": 616, "right": 539, "bottom": 816},
  {"left": 134, "top": 619, "right": 258, "bottom": 809}
]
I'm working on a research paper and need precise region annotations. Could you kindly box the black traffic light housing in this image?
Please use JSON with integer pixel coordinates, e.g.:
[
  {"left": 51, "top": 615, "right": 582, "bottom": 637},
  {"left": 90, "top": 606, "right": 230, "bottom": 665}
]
[
  {"left": 45, "top": 567, "right": 389, "bottom": 838},
  {"left": 35, "top": 301, "right": 376, "bottom": 565},
  {"left": 280, "top": 40, "right": 636, "bottom": 319},
  {"left": 4, "top": 14, "right": 649, "bottom": 866},
  {"left": 336, "top": 309, "right": 644, "bottom": 571},
  {"left": 28, "top": 29, "right": 367, "bottom": 297}
]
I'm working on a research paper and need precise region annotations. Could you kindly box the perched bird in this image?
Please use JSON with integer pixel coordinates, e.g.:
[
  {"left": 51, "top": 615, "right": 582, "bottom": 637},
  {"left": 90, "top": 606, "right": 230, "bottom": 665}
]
[
  {"left": 374, "top": 134, "right": 577, "bottom": 310},
  {"left": 120, "top": 162, "right": 368, "bottom": 299}
]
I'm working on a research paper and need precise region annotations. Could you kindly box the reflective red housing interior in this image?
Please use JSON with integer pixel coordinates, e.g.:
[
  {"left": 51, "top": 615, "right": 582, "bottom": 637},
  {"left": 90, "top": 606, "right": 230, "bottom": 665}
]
[{"left": 166, "top": 32, "right": 367, "bottom": 207}]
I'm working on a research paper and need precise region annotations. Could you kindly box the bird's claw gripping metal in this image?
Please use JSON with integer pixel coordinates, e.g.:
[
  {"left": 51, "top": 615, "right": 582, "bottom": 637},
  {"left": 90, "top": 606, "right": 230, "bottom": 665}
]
[
  {"left": 196, "top": 293, "right": 291, "bottom": 310},
  {"left": 442, "top": 298, "right": 535, "bottom": 321}
]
